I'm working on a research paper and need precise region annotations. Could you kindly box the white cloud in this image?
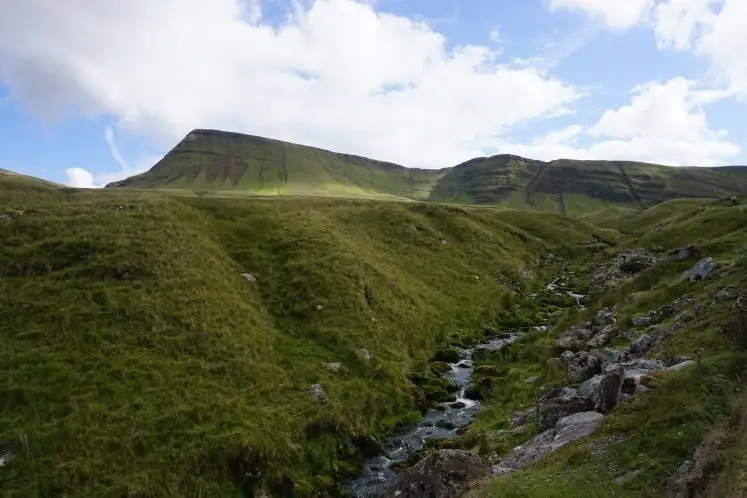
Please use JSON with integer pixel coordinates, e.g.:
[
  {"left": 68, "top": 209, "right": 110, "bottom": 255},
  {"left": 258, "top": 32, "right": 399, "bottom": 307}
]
[
  {"left": 547, "top": 0, "right": 654, "bottom": 30},
  {"left": 0, "top": 0, "right": 581, "bottom": 169},
  {"left": 65, "top": 167, "right": 96, "bottom": 188},
  {"left": 655, "top": 0, "right": 747, "bottom": 99},
  {"left": 502, "top": 77, "right": 740, "bottom": 165},
  {"left": 489, "top": 26, "right": 501, "bottom": 43}
]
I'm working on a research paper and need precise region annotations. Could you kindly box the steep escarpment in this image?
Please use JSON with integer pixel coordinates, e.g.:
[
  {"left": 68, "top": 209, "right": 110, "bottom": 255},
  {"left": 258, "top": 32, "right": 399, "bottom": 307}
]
[{"left": 105, "top": 129, "right": 747, "bottom": 214}]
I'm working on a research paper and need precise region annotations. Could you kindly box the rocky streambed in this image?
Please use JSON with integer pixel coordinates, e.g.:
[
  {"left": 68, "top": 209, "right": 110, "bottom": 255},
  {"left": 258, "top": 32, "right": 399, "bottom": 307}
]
[{"left": 345, "top": 333, "right": 520, "bottom": 497}]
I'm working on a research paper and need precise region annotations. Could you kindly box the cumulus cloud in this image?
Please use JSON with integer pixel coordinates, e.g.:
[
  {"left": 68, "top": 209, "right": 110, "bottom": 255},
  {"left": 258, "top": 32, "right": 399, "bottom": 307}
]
[
  {"left": 655, "top": 0, "right": 747, "bottom": 99},
  {"left": 0, "top": 0, "right": 581, "bottom": 169},
  {"left": 503, "top": 77, "right": 740, "bottom": 166},
  {"left": 65, "top": 167, "right": 97, "bottom": 188},
  {"left": 547, "top": 0, "right": 654, "bottom": 30}
]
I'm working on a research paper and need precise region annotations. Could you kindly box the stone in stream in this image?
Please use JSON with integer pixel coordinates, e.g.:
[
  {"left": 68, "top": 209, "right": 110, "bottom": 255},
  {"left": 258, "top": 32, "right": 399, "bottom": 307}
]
[{"left": 384, "top": 449, "right": 488, "bottom": 498}]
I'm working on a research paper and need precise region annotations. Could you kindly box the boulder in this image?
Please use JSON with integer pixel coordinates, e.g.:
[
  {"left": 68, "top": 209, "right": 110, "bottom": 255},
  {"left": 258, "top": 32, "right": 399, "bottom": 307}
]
[
  {"left": 620, "top": 369, "right": 653, "bottom": 397},
  {"left": 593, "top": 308, "right": 615, "bottom": 327},
  {"left": 667, "top": 245, "right": 700, "bottom": 262},
  {"left": 560, "top": 350, "right": 576, "bottom": 363},
  {"left": 580, "top": 369, "right": 623, "bottom": 414},
  {"left": 628, "top": 359, "right": 665, "bottom": 372},
  {"left": 628, "top": 334, "right": 653, "bottom": 357},
  {"left": 587, "top": 328, "right": 615, "bottom": 349},
  {"left": 385, "top": 449, "right": 488, "bottom": 498},
  {"left": 666, "top": 360, "right": 695, "bottom": 372},
  {"left": 352, "top": 435, "right": 386, "bottom": 458},
  {"left": 617, "top": 250, "right": 658, "bottom": 273},
  {"left": 493, "top": 412, "right": 605, "bottom": 475},
  {"left": 323, "top": 362, "right": 342, "bottom": 372},
  {"left": 714, "top": 286, "right": 735, "bottom": 302},
  {"left": 601, "top": 349, "right": 627, "bottom": 368},
  {"left": 567, "top": 353, "right": 602, "bottom": 384},
  {"left": 537, "top": 388, "right": 593, "bottom": 431},
  {"left": 689, "top": 257, "right": 716, "bottom": 283}
]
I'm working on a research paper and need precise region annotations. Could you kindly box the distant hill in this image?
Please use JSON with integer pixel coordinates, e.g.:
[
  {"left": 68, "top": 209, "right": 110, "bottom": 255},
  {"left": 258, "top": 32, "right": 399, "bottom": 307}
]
[
  {"left": 107, "top": 129, "right": 747, "bottom": 214},
  {"left": 0, "top": 168, "right": 63, "bottom": 193}
]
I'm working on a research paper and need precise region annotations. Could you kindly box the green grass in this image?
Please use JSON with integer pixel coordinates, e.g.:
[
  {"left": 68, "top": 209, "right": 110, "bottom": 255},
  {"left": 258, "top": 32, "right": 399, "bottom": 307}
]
[
  {"left": 0, "top": 177, "right": 615, "bottom": 496},
  {"left": 104, "top": 129, "right": 747, "bottom": 214}
]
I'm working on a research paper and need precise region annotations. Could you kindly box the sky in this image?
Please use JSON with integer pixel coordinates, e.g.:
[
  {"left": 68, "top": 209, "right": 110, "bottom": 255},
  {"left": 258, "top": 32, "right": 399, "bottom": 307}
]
[{"left": 0, "top": 0, "right": 746, "bottom": 188}]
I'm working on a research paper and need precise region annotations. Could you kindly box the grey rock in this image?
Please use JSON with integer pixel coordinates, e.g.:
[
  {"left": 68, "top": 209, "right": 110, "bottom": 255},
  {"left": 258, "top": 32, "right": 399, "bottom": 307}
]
[
  {"left": 629, "top": 359, "right": 665, "bottom": 372},
  {"left": 537, "top": 388, "right": 593, "bottom": 431},
  {"left": 579, "top": 369, "right": 623, "bottom": 414},
  {"left": 357, "top": 349, "right": 372, "bottom": 361},
  {"left": 525, "top": 376, "right": 541, "bottom": 384},
  {"left": 508, "top": 408, "right": 536, "bottom": 428},
  {"left": 666, "top": 360, "right": 695, "bottom": 372},
  {"left": 560, "top": 350, "right": 576, "bottom": 363},
  {"left": 567, "top": 353, "right": 602, "bottom": 384},
  {"left": 555, "top": 335, "right": 578, "bottom": 350},
  {"left": 602, "top": 349, "right": 627, "bottom": 367},
  {"left": 315, "top": 304, "right": 324, "bottom": 311},
  {"left": 631, "top": 316, "right": 652, "bottom": 327},
  {"left": 615, "top": 469, "right": 642, "bottom": 486},
  {"left": 308, "top": 384, "right": 328, "bottom": 403},
  {"left": 240, "top": 273, "right": 257, "bottom": 283},
  {"left": 495, "top": 412, "right": 605, "bottom": 473},
  {"left": 385, "top": 449, "right": 488, "bottom": 498},
  {"left": 689, "top": 257, "right": 716, "bottom": 283},
  {"left": 593, "top": 308, "right": 615, "bottom": 327},
  {"left": 587, "top": 330, "right": 613, "bottom": 349},
  {"left": 617, "top": 250, "right": 658, "bottom": 273},
  {"left": 667, "top": 244, "right": 699, "bottom": 262},
  {"left": 620, "top": 369, "right": 653, "bottom": 397},
  {"left": 628, "top": 334, "right": 653, "bottom": 357}
]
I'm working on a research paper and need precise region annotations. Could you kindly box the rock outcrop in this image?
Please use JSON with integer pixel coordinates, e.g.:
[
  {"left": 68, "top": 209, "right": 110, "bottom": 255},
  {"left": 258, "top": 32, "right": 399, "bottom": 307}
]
[{"left": 385, "top": 450, "right": 488, "bottom": 498}]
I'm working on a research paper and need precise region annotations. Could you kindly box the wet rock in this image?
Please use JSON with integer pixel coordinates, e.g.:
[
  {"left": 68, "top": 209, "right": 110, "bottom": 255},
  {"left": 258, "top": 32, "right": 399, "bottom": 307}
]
[
  {"left": 493, "top": 412, "right": 605, "bottom": 475},
  {"left": 353, "top": 435, "right": 386, "bottom": 458},
  {"left": 456, "top": 361, "right": 471, "bottom": 369},
  {"left": 432, "top": 348, "right": 461, "bottom": 363},
  {"left": 436, "top": 420, "right": 457, "bottom": 430},
  {"left": 631, "top": 316, "right": 652, "bottom": 327},
  {"left": 408, "top": 380, "right": 428, "bottom": 412},
  {"left": 567, "top": 352, "right": 602, "bottom": 384},
  {"left": 450, "top": 402, "right": 467, "bottom": 409},
  {"left": 385, "top": 449, "right": 488, "bottom": 498},
  {"left": 308, "top": 384, "right": 328, "bottom": 403},
  {"left": 667, "top": 244, "right": 700, "bottom": 262},
  {"left": 628, "top": 334, "right": 653, "bottom": 357},
  {"left": 323, "top": 362, "right": 342, "bottom": 372},
  {"left": 689, "top": 257, "right": 716, "bottom": 283},
  {"left": 430, "top": 362, "right": 453, "bottom": 375}
]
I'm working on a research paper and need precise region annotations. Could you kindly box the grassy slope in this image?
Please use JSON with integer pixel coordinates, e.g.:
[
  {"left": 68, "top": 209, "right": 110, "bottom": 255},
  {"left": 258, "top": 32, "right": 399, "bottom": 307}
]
[
  {"left": 465, "top": 197, "right": 747, "bottom": 497},
  {"left": 110, "top": 130, "right": 444, "bottom": 200},
  {"left": 0, "top": 176, "right": 614, "bottom": 496},
  {"left": 105, "top": 130, "right": 747, "bottom": 215}
]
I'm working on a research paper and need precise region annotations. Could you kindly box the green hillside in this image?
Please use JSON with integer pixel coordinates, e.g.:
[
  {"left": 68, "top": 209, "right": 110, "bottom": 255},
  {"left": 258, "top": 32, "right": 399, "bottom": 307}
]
[
  {"left": 106, "top": 129, "right": 747, "bottom": 214},
  {"left": 0, "top": 183, "right": 611, "bottom": 496}
]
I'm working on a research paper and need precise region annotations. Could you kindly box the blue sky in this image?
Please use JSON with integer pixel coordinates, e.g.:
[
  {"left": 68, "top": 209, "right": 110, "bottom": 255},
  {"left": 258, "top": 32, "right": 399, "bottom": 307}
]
[{"left": 0, "top": 0, "right": 745, "bottom": 187}]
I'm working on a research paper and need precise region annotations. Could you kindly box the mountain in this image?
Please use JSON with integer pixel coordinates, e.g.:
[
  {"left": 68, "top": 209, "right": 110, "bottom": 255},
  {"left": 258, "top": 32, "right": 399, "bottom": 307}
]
[{"left": 107, "top": 129, "right": 747, "bottom": 214}]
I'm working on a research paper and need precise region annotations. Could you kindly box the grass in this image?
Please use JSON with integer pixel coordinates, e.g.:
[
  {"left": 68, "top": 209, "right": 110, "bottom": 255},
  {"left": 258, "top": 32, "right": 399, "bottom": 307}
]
[
  {"left": 104, "top": 129, "right": 747, "bottom": 214},
  {"left": 0, "top": 177, "right": 615, "bottom": 496}
]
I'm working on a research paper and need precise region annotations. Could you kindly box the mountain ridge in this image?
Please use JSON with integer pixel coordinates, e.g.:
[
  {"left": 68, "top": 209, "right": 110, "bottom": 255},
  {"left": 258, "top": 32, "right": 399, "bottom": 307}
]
[{"left": 106, "top": 128, "right": 747, "bottom": 214}]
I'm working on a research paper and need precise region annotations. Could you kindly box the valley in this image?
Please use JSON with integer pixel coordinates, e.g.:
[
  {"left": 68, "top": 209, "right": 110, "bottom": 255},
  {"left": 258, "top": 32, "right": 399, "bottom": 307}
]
[{"left": 2, "top": 144, "right": 747, "bottom": 497}]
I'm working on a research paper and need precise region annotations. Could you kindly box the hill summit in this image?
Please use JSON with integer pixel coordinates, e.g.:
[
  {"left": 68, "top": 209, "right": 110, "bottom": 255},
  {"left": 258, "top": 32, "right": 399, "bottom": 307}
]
[{"left": 107, "top": 129, "right": 747, "bottom": 214}]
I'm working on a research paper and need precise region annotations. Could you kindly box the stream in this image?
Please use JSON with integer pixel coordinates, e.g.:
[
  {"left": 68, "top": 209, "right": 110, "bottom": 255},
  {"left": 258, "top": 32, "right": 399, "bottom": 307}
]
[{"left": 345, "top": 333, "right": 520, "bottom": 497}]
